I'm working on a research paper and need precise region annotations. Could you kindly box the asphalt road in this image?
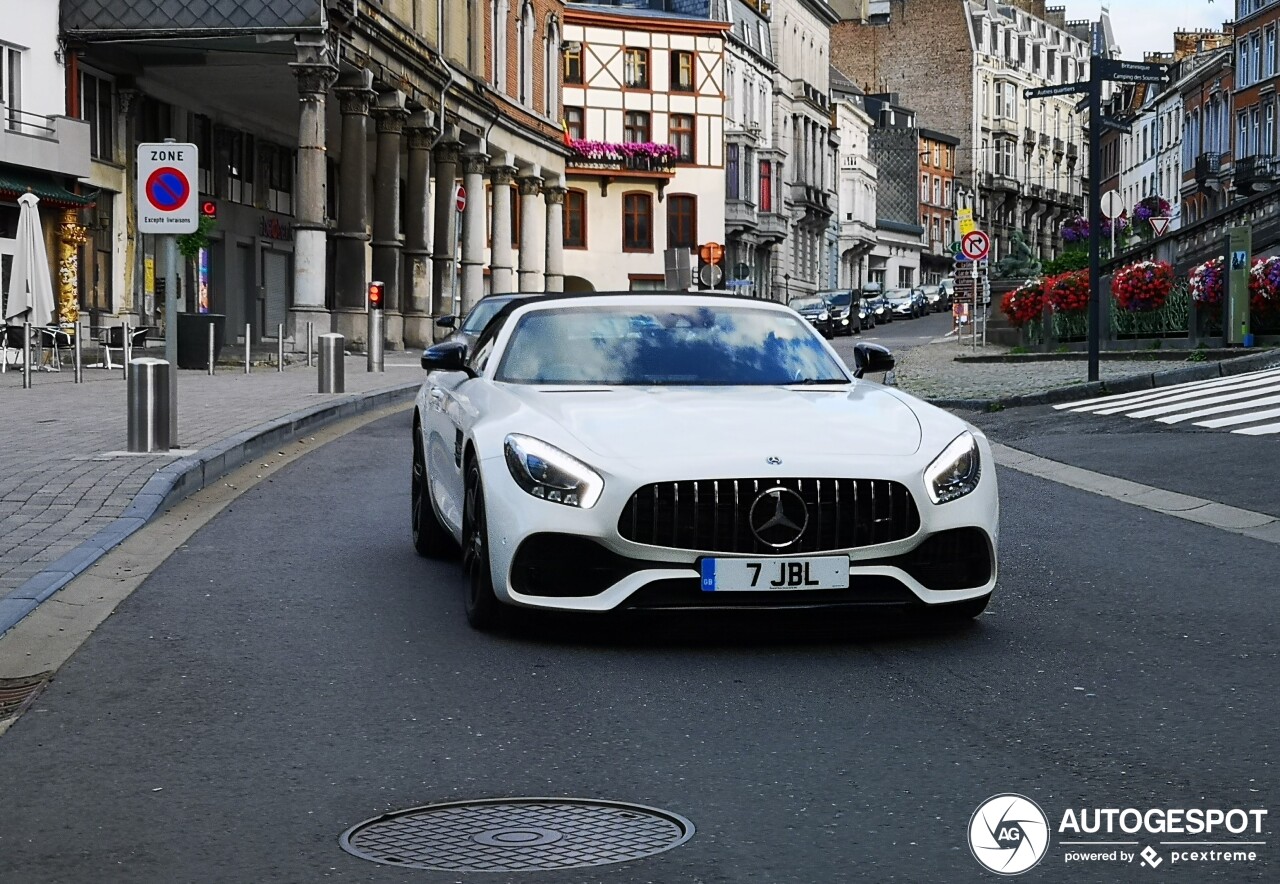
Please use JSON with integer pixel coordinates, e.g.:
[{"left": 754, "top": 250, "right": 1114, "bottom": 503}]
[{"left": 0, "top": 407, "right": 1272, "bottom": 883}]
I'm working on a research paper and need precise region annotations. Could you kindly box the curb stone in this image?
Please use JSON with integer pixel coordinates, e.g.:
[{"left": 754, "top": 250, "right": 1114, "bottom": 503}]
[
  {"left": 927, "top": 350, "right": 1280, "bottom": 412},
  {"left": 0, "top": 382, "right": 420, "bottom": 639}
]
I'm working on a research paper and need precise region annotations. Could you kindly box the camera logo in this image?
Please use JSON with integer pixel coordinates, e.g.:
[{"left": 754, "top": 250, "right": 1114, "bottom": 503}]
[{"left": 969, "top": 794, "right": 1051, "bottom": 876}]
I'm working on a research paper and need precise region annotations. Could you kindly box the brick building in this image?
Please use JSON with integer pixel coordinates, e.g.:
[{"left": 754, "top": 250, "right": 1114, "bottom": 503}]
[
  {"left": 919, "top": 128, "right": 960, "bottom": 284},
  {"left": 1179, "top": 45, "right": 1235, "bottom": 226},
  {"left": 1232, "top": 0, "right": 1280, "bottom": 199},
  {"left": 830, "top": 1, "right": 1107, "bottom": 265}
]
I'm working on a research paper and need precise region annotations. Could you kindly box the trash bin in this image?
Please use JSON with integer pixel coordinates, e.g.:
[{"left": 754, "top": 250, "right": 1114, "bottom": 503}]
[{"left": 176, "top": 313, "right": 226, "bottom": 369}]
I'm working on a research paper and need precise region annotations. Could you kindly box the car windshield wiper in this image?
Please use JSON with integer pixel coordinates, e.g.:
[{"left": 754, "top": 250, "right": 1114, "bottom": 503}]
[{"left": 788, "top": 378, "right": 849, "bottom": 385}]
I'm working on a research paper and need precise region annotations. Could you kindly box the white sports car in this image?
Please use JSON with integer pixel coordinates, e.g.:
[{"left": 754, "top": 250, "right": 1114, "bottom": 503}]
[{"left": 411, "top": 293, "right": 999, "bottom": 630}]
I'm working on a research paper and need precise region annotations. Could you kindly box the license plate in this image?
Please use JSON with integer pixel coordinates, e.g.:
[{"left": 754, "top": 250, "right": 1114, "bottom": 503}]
[{"left": 699, "top": 556, "right": 849, "bottom": 592}]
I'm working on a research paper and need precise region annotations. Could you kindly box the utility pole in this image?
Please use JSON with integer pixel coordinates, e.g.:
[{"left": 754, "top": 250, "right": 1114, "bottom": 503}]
[{"left": 1087, "top": 30, "right": 1103, "bottom": 383}]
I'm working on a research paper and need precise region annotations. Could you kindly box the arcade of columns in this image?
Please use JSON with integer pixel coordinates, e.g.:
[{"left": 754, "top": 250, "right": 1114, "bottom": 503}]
[{"left": 318, "top": 67, "right": 567, "bottom": 350}]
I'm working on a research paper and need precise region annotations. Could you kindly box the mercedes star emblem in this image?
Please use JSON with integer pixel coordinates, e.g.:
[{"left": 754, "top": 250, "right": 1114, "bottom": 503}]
[
  {"left": 749, "top": 487, "right": 809, "bottom": 548},
  {"left": 767, "top": 456, "right": 783, "bottom": 465}
]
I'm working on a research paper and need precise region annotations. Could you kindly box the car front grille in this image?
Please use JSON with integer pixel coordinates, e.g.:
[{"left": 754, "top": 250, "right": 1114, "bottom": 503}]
[{"left": 618, "top": 477, "right": 920, "bottom": 554}]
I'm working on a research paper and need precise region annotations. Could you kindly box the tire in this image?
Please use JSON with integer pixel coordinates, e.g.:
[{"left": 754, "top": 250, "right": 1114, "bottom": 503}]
[
  {"left": 462, "top": 462, "right": 504, "bottom": 631},
  {"left": 412, "top": 422, "right": 457, "bottom": 559}
]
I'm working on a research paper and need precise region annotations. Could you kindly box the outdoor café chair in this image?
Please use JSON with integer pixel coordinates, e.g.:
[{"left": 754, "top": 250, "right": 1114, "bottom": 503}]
[{"left": 98, "top": 325, "right": 151, "bottom": 370}]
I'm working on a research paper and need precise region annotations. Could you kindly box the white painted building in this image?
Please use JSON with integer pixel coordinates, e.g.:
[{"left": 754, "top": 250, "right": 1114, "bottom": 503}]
[
  {"left": 830, "top": 68, "right": 877, "bottom": 289},
  {"left": 771, "top": 0, "right": 840, "bottom": 301},
  {"left": 1, "top": 4, "right": 91, "bottom": 328},
  {"left": 561, "top": 3, "right": 728, "bottom": 292}
]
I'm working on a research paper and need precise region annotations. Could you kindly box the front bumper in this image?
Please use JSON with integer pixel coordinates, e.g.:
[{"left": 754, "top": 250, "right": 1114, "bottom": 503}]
[{"left": 479, "top": 457, "right": 999, "bottom": 613}]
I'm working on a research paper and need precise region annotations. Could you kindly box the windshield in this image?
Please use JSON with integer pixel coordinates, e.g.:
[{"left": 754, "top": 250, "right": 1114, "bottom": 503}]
[
  {"left": 461, "top": 298, "right": 514, "bottom": 334},
  {"left": 788, "top": 297, "right": 825, "bottom": 311},
  {"left": 886, "top": 289, "right": 913, "bottom": 301},
  {"left": 819, "top": 291, "right": 853, "bottom": 307},
  {"left": 495, "top": 304, "right": 850, "bottom": 386}
]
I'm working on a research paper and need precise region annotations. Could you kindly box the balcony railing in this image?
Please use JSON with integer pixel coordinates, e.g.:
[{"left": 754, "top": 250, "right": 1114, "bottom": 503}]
[
  {"left": 1194, "top": 152, "right": 1222, "bottom": 187},
  {"left": 1233, "top": 154, "right": 1277, "bottom": 193},
  {"left": 1053, "top": 137, "right": 1065, "bottom": 155}
]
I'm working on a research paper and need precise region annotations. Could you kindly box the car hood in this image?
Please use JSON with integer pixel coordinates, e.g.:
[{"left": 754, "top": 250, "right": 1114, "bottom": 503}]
[{"left": 504, "top": 384, "right": 924, "bottom": 460}]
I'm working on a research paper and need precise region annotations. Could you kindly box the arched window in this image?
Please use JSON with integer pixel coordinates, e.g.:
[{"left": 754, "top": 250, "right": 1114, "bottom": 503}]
[
  {"left": 493, "top": 0, "right": 509, "bottom": 91},
  {"left": 519, "top": 2, "right": 535, "bottom": 106},
  {"left": 544, "top": 18, "right": 560, "bottom": 119}
]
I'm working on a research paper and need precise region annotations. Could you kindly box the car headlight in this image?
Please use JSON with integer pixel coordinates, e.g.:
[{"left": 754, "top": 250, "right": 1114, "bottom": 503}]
[
  {"left": 924, "top": 432, "right": 981, "bottom": 504},
  {"left": 504, "top": 434, "right": 604, "bottom": 508},
  {"left": 818, "top": 311, "right": 830, "bottom": 321}
]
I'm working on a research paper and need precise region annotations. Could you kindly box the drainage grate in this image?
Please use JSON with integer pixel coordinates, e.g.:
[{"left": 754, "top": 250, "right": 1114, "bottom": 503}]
[
  {"left": 0, "top": 672, "right": 54, "bottom": 722},
  {"left": 339, "top": 797, "right": 694, "bottom": 872}
]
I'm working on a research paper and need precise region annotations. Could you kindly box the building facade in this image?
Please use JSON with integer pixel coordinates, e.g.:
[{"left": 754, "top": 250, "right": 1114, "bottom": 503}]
[
  {"left": 772, "top": 0, "right": 840, "bottom": 301},
  {"left": 919, "top": 128, "right": 960, "bottom": 283},
  {"left": 560, "top": 1, "right": 728, "bottom": 292},
  {"left": 58, "top": 0, "right": 571, "bottom": 350},
  {"left": 831, "top": 0, "right": 1103, "bottom": 265},
  {"left": 1180, "top": 46, "right": 1235, "bottom": 226},
  {"left": 831, "top": 68, "right": 877, "bottom": 290},
  {"left": 864, "top": 93, "right": 923, "bottom": 290},
  {"left": 723, "top": 0, "right": 783, "bottom": 298},
  {"left": 2, "top": 3, "right": 91, "bottom": 330},
  {"left": 1232, "top": 1, "right": 1280, "bottom": 201}
]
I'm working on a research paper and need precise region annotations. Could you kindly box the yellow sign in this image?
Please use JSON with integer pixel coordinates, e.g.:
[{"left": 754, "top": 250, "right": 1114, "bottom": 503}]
[
  {"left": 144, "top": 258, "right": 156, "bottom": 295},
  {"left": 957, "top": 208, "right": 975, "bottom": 237}
]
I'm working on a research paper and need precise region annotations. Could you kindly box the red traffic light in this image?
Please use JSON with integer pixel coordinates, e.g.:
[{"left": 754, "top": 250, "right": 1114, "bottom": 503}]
[
  {"left": 200, "top": 200, "right": 218, "bottom": 219},
  {"left": 368, "top": 281, "right": 385, "bottom": 310}
]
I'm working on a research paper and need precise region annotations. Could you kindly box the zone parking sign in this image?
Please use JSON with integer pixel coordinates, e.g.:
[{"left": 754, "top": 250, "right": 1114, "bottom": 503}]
[{"left": 137, "top": 142, "right": 199, "bottom": 233}]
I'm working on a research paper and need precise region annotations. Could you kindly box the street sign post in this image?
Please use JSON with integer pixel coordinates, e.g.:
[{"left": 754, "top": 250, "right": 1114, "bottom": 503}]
[
  {"left": 1025, "top": 82, "right": 1090, "bottom": 99},
  {"left": 1099, "top": 58, "right": 1171, "bottom": 84},
  {"left": 960, "top": 230, "right": 991, "bottom": 262},
  {"left": 136, "top": 140, "right": 199, "bottom": 447},
  {"left": 1100, "top": 117, "right": 1133, "bottom": 135},
  {"left": 1150, "top": 216, "right": 1171, "bottom": 237},
  {"left": 455, "top": 184, "right": 467, "bottom": 213},
  {"left": 1099, "top": 190, "right": 1124, "bottom": 219}
]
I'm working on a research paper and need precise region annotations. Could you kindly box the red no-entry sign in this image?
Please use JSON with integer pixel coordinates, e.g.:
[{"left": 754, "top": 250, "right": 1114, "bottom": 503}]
[{"left": 455, "top": 184, "right": 467, "bottom": 213}]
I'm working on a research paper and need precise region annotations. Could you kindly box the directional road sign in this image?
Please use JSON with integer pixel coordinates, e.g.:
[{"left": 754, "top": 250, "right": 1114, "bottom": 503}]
[
  {"left": 960, "top": 230, "right": 991, "bottom": 262},
  {"left": 1100, "top": 117, "right": 1133, "bottom": 135},
  {"left": 137, "top": 142, "right": 198, "bottom": 233},
  {"left": 1100, "top": 58, "right": 1171, "bottom": 84},
  {"left": 1026, "top": 82, "right": 1089, "bottom": 99}
]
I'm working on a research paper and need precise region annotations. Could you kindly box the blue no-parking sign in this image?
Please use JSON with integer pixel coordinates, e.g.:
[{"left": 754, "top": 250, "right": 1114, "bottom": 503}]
[{"left": 137, "top": 142, "right": 199, "bottom": 233}]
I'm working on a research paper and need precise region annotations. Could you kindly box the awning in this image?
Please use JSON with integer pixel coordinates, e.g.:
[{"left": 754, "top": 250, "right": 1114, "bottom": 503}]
[{"left": 0, "top": 165, "right": 95, "bottom": 208}]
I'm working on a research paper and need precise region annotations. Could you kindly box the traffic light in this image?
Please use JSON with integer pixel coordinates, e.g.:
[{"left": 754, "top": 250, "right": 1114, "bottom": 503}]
[
  {"left": 200, "top": 199, "right": 218, "bottom": 220},
  {"left": 368, "top": 280, "right": 385, "bottom": 310}
]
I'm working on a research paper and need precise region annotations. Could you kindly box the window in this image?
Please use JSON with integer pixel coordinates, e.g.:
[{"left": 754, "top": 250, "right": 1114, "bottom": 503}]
[
  {"left": 624, "top": 110, "right": 650, "bottom": 144},
  {"left": 921, "top": 173, "right": 929, "bottom": 201},
  {"left": 493, "top": 0, "right": 509, "bottom": 90},
  {"left": 669, "top": 113, "right": 695, "bottom": 163},
  {"left": 726, "top": 143, "right": 740, "bottom": 199},
  {"left": 623, "top": 192, "right": 653, "bottom": 251},
  {"left": 564, "top": 106, "right": 584, "bottom": 141},
  {"left": 564, "top": 188, "right": 587, "bottom": 248},
  {"left": 261, "top": 142, "right": 295, "bottom": 215},
  {"left": 1, "top": 44, "right": 21, "bottom": 130},
  {"left": 545, "top": 19, "right": 560, "bottom": 118},
  {"left": 80, "top": 71, "right": 114, "bottom": 161},
  {"left": 671, "top": 50, "right": 695, "bottom": 92},
  {"left": 519, "top": 2, "right": 535, "bottom": 105},
  {"left": 933, "top": 176, "right": 941, "bottom": 205},
  {"left": 215, "top": 126, "right": 253, "bottom": 204},
  {"left": 944, "top": 180, "right": 953, "bottom": 208},
  {"left": 760, "top": 160, "right": 773, "bottom": 212},
  {"left": 624, "top": 48, "right": 650, "bottom": 89},
  {"left": 562, "top": 39, "right": 582, "bottom": 85},
  {"left": 78, "top": 196, "right": 113, "bottom": 313},
  {"left": 898, "top": 267, "right": 914, "bottom": 288},
  {"left": 667, "top": 195, "right": 697, "bottom": 249}
]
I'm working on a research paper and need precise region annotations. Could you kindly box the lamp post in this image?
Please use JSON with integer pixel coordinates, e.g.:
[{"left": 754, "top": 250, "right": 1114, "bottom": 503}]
[{"left": 784, "top": 272, "right": 791, "bottom": 302}]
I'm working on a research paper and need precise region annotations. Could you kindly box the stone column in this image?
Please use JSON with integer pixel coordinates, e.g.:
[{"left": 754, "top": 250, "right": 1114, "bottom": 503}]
[
  {"left": 288, "top": 38, "right": 338, "bottom": 341},
  {"left": 489, "top": 162, "right": 517, "bottom": 294},
  {"left": 517, "top": 172, "right": 545, "bottom": 293},
  {"left": 459, "top": 151, "right": 487, "bottom": 315},
  {"left": 332, "top": 71, "right": 375, "bottom": 342},
  {"left": 58, "top": 209, "right": 89, "bottom": 325},
  {"left": 403, "top": 112, "right": 437, "bottom": 348},
  {"left": 117, "top": 87, "right": 143, "bottom": 323},
  {"left": 431, "top": 136, "right": 462, "bottom": 335},
  {"left": 544, "top": 183, "right": 566, "bottom": 293},
  {"left": 369, "top": 91, "right": 408, "bottom": 349}
]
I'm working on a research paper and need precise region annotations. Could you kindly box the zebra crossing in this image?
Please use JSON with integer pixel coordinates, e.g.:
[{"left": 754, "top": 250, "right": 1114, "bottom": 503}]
[{"left": 1052, "top": 366, "right": 1280, "bottom": 435}]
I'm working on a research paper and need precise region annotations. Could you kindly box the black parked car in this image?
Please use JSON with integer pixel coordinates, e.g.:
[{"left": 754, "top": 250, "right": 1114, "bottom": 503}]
[
  {"left": 816, "top": 290, "right": 862, "bottom": 336},
  {"left": 921, "top": 284, "right": 949, "bottom": 313},
  {"left": 787, "top": 295, "right": 837, "bottom": 337}
]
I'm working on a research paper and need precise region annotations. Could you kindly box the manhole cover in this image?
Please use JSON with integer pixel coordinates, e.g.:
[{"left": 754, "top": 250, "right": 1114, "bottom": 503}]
[
  {"left": 339, "top": 797, "right": 694, "bottom": 872},
  {"left": 0, "top": 672, "right": 53, "bottom": 722}
]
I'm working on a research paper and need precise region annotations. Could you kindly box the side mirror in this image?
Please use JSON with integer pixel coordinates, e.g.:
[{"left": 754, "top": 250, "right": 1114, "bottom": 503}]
[
  {"left": 421, "top": 340, "right": 473, "bottom": 374},
  {"left": 435, "top": 315, "right": 457, "bottom": 329},
  {"left": 853, "top": 342, "right": 895, "bottom": 379}
]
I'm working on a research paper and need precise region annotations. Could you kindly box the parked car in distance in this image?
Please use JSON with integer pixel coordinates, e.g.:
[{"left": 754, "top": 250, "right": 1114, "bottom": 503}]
[
  {"left": 434, "top": 293, "right": 522, "bottom": 351},
  {"left": 921, "top": 284, "right": 948, "bottom": 313},
  {"left": 886, "top": 288, "right": 926, "bottom": 319},
  {"left": 816, "top": 290, "right": 860, "bottom": 336},
  {"left": 937, "top": 279, "right": 955, "bottom": 310},
  {"left": 788, "top": 295, "right": 836, "bottom": 337},
  {"left": 858, "top": 297, "right": 880, "bottom": 329}
]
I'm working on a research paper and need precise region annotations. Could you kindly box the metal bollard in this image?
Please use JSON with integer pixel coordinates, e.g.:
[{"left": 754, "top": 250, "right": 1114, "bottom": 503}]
[
  {"left": 244, "top": 323, "right": 251, "bottom": 374},
  {"left": 306, "top": 321, "right": 314, "bottom": 368},
  {"left": 207, "top": 323, "right": 215, "bottom": 375},
  {"left": 127, "top": 357, "right": 172, "bottom": 452},
  {"left": 22, "top": 321, "right": 32, "bottom": 389},
  {"left": 317, "top": 333, "right": 345, "bottom": 393},
  {"left": 367, "top": 309, "right": 384, "bottom": 373},
  {"left": 74, "top": 322, "right": 82, "bottom": 383},
  {"left": 277, "top": 323, "right": 284, "bottom": 372}
]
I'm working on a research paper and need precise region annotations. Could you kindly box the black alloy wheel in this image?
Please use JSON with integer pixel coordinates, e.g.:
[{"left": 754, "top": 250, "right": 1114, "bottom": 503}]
[
  {"left": 412, "top": 422, "right": 457, "bottom": 559},
  {"left": 462, "top": 463, "right": 504, "bottom": 630}
]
